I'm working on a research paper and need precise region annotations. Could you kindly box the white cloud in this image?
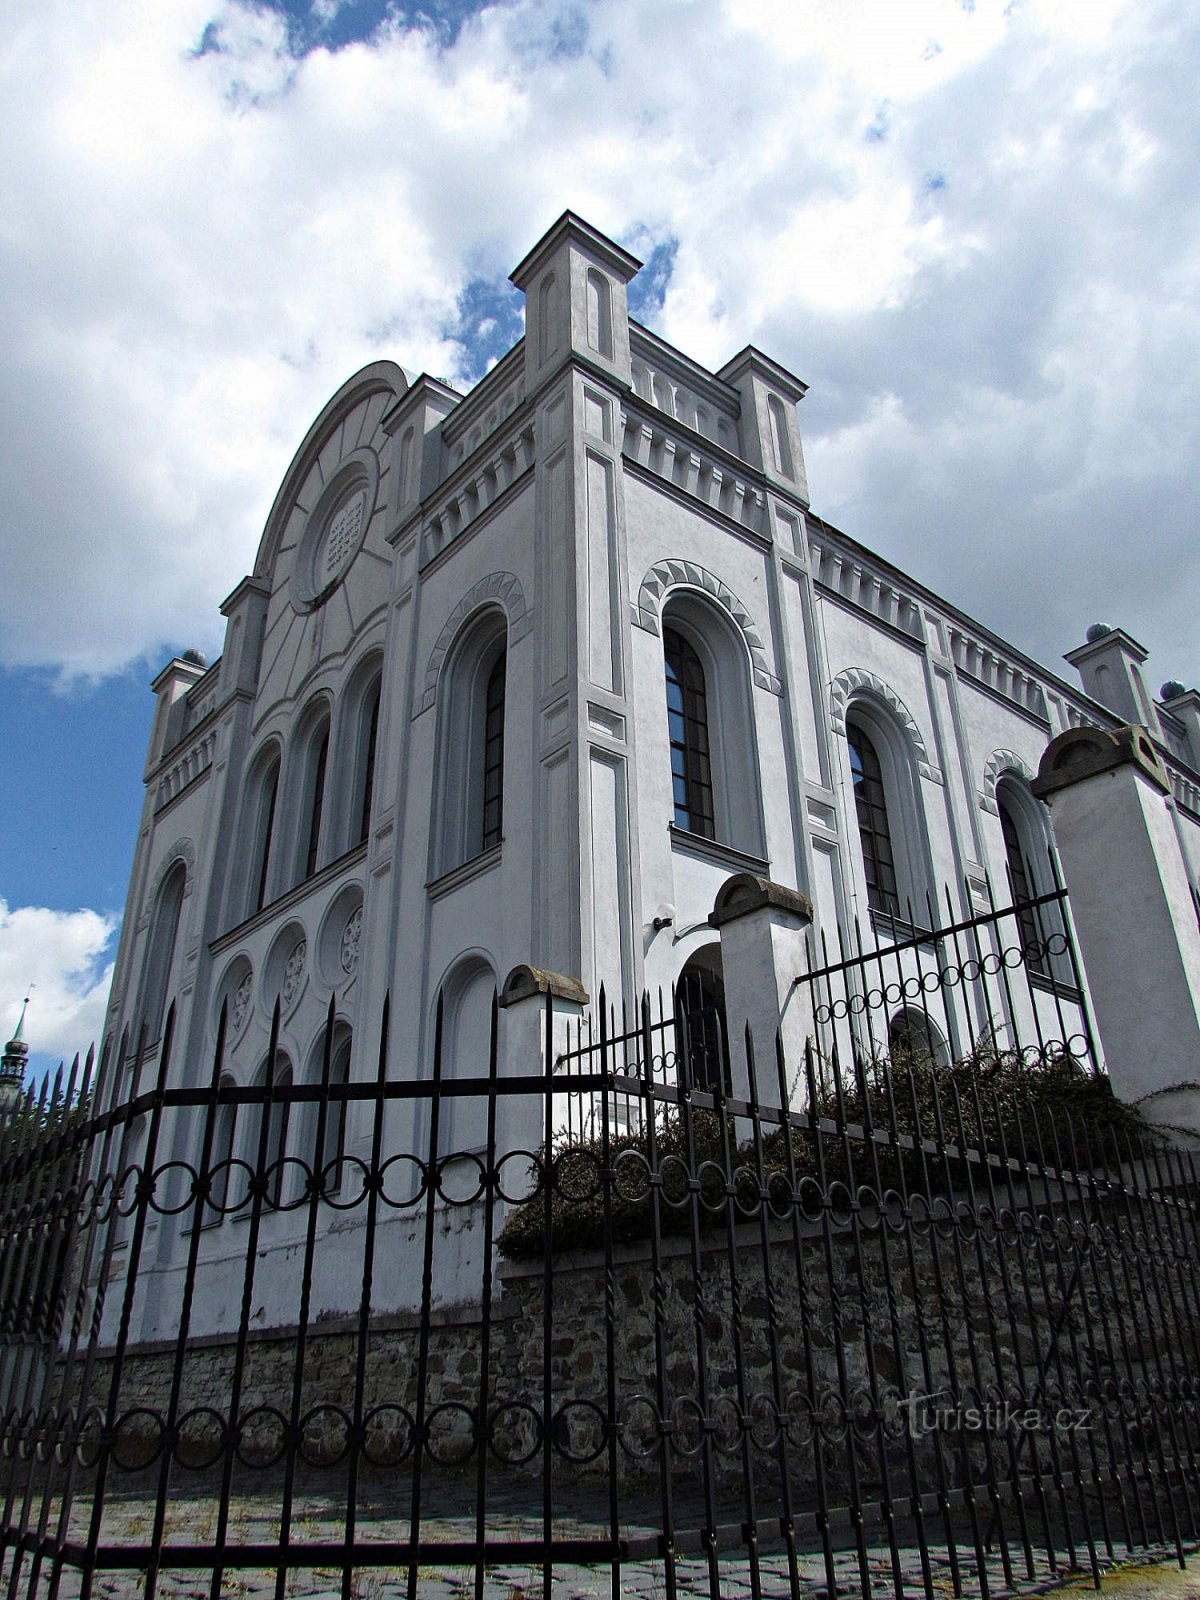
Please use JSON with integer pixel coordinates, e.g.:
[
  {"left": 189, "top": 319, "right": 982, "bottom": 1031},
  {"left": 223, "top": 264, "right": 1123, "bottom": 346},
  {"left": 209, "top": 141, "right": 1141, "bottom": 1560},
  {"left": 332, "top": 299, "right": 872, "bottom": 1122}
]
[
  {"left": 0, "top": 0, "right": 1197, "bottom": 684},
  {"left": 0, "top": 901, "right": 118, "bottom": 1068}
]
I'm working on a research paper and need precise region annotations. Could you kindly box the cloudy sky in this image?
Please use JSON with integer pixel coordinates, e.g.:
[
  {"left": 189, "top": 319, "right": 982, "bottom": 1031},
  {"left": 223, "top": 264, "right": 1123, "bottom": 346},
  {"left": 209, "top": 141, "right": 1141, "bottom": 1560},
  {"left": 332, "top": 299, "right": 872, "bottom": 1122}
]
[{"left": 1, "top": 0, "right": 1197, "bottom": 1073}]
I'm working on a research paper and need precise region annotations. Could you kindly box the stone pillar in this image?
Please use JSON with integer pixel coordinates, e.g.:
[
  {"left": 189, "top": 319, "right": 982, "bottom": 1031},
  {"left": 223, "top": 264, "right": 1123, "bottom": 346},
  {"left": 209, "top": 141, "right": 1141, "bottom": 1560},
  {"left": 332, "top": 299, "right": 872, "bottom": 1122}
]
[
  {"left": 498, "top": 965, "right": 589, "bottom": 1152},
  {"left": 1033, "top": 725, "right": 1200, "bottom": 1136},
  {"left": 709, "top": 874, "right": 815, "bottom": 1109}
]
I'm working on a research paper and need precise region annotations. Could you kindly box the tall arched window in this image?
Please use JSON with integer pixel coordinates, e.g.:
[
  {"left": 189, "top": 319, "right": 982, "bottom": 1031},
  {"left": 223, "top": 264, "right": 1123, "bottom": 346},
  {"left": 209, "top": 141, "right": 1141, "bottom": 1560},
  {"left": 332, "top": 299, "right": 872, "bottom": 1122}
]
[
  {"left": 356, "top": 681, "right": 381, "bottom": 847},
  {"left": 293, "top": 708, "right": 332, "bottom": 885},
  {"left": 139, "top": 862, "right": 186, "bottom": 1047},
  {"left": 307, "top": 1025, "right": 351, "bottom": 1196},
  {"left": 845, "top": 700, "right": 930, "bottom": 927},
  {"left": 201, "top": 1079, "right": 238, "bottom": 1228},
  {"left": 242, "top": 749, "right": 281, "bottom": 920},
  {"left": 996, "top": 775, "right": 1054, "bottom": 976},
  {"left": 482, "top": 653, "right": 506, "bottom": 850},
  {"left": 660, "top": 595, "right": 764, "bottom": 857},
  {"left": 258, "top": 1051, "right": 293, "bottom": 1210},
  {"left": 848, "top": 724, "right": 900, "bottom": 918},
  {"left": 435, "top": 958, "right": 496, "bottom": 1157},
  {"left": 665, "top": 628, "right": 714, "bottom": 838},
  {"left": 434, "top": 613, "right": 508, "bottom": 873}
]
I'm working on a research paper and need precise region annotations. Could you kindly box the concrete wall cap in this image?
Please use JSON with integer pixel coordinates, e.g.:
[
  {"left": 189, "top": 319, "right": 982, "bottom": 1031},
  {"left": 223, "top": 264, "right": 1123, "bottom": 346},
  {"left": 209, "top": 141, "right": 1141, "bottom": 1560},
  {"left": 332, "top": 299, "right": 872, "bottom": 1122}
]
[
  {"left": 499, "top": 965, "right": 590, "bottom": 1009},
  {"left": 1032, "top": 723, "right": 1170, "bottom": 800},
  {"left": 708, "top": 872, "right": 813, "bottom": 929}
]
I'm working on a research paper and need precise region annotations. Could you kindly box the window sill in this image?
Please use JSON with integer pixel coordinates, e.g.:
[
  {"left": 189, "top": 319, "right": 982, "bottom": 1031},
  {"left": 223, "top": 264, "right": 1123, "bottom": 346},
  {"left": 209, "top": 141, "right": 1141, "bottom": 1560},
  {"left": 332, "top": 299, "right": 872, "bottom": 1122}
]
[
  {"left": 212, "top": 842, "right": 368, "bottom": 953},
  {"left": 428, "top": 843, "right": 503, "bottom": 900},
  {"left": 668, "top": 825, "right": 768, "bottom": 876},
  {"left": 1029, "top": 970, "right": 1082, "bottom": 1002}
]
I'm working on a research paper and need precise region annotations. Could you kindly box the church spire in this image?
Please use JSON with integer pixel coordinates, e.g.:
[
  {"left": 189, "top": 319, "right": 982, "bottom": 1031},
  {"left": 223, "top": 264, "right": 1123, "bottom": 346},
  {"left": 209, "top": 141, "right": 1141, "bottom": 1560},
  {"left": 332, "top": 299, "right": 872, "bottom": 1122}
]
[{"left": 0, "top": 998, "right": 30, "bottom": 1122}]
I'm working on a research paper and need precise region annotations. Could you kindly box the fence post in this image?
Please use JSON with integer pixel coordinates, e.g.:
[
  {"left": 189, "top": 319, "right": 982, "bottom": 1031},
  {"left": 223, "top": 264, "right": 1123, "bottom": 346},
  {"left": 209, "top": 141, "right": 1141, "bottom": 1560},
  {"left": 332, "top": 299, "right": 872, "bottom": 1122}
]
[
  {"left": 497, "top": 966, "right": 589, "bottom": 1150},
  {"left": 708, "top": 874, "right": 815, "bottom": 1107},
  {"left": 1034, "top": 723, "right": 1200, "bottom": 1136}
]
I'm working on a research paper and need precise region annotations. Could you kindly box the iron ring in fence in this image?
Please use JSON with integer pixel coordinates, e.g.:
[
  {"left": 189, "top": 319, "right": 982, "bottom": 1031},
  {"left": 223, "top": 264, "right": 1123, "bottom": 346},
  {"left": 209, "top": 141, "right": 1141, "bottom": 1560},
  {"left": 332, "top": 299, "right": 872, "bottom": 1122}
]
[
  {"left": 174, "top": 1406, "right": 227, "bottom": 1471},
  {"left": 733, "top": 1163, "right": 765, "bottom": 1218},
  {"left": 235, "top": 1404, "right": 289, "bottom": 1469},
  {"left": 856, "top": 1184, "right": 882, "bottom": 1230},
  {"left": 865, "top": 986, "right": 887, "bottom": 1010},
  {"left": 658, "top": 1153, "right": 693, "bottom": 1210},
  {"left": 783, "top": 1390, "right": 815, "bottom": 1449},
  {"left": 611, "top": 1148, "right": 652, "bottom": 1204},
  {"left": 816, "top": 1389, "right": 849, "bottom": 1442},
  {"left": 112, "top": 1407, "right": 166, "bottom": 1471},
  {"left": 921, "top": 970, "right": 942, "bottom": 994},
  {"left": 74, "top": 1406, "right": 104, "bottom": 1469},
  {"left": 148, "top": 1160, "right": 204, "bottom": 1215},
  {"left": 435, "top": 1151, "right": 488, "bottom": 1207},
  {"left": 767, "top": 1169, "right": 794, "bottom": 1218},
  {"left": 317, "top": 1154, "right": 370, "bottom": 1208},
  {"left": 883, "top": 1188, "right": 909, "bottom": 1232},
  {"left": 697, "top": 1158, "right": 730, "bottom": 1215},
  {"left": 928, "top": 1194, "right": 957, "bottom": 1238},
  {"left": 616, "top": 1394, "right": 667, "bottom": 1460},
  {"left": 378, "top": 1153, "right": 428, "bottom": 1209},
  {"left": 423, "top": 1400, "right": 477, "bottom": 1467},
  {"left": 981, "top": 952, "right": 1003, "bottom": 976},
  {"left": 299, "top": 1404, "right": 351, "bottom": 1467},
  {"left": 880, "top": 1386, "right": 910, "bottom": 1441},
  {"left": 826, "top": 1180, "right": 854, "bottom": 1228},
  {"left": 849, "top": 1386, "right": 878, "bottom": 1439},
  {"left": 552, "top": 1146, "right": 603, "bottom": 1205},
  {"left": 361, "top": 1403, "right": 416, "bottom": 1467},
  {"left": 747, "top": 1391, "right": 783, "bottom": 1452},
  {"left": 496, "top": 1148, "right": 543, "bottom": 1205},
  {"left": 205, "top": 1157, "right": 254, "bottom": 1217},
  {"left": 960, "top": 959, "right": 981, "bottom": 984},
  {"left": 549, "top": 1399, "right": 605, "bottom": 1466},
  {"left": 486, "top": 1400, "right": 543, "bottom": 1466},
  {"left": 709, "top": 1394, "right": 746, "bottom": 1456},
  {"left": 668, "top": 1395, "right": 709, "bottom": 1459}
]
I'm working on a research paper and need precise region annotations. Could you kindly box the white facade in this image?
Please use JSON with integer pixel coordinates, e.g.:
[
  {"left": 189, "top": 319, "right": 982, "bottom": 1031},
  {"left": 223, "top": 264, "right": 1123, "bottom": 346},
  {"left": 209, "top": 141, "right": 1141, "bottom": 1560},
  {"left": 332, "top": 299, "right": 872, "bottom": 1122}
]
[{"left": 100, "top": 213, "right": 1200, "bottom": 1330}]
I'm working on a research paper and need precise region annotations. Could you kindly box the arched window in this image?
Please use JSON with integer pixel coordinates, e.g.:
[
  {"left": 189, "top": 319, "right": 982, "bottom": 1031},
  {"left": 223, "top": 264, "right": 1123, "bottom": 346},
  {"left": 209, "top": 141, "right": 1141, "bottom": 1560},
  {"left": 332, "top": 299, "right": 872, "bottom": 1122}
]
[
  {"left": 660, "top": 595, "right": 764, "bottom": 857},
  {"left": 434, "top": 613, "right": 508, "bottom": 873},
  {"left": 435, "top": 958, "right": 496, "bottom": 1157},
  {"left": 258, "top": 1051, "right": 293, "bottom": 1209},
  {"left": 356, "top": 681, "right": 381, "bottom": 847},
  {"left": 996, "top": 775, "right": 1055, "bottom": 977},
  {"left": 139, "top": 862, "right": 186, "bottom": 1047},
  {"left": 887, "top": 1008, "right": 948, "bottom": 1071},
  {"left": 307, "top": 1025, "right": 351, "bottom": 1196},
  {"left": 665, "top": 628, "right": 714, "bottom": 838},
  {"left": 675, "top": 948, "right": 730, "bottom": 1093},
  {"left": 293, "top": 708, "right": 331, "bottom": 885},
  {"left": 848, "top": 724, "right": 899, "bottom": 918},
  {"left": 202, "top": 1078, "right": 238, "bottom": 1228},
  {"left": 241, "top": 749, "right": 281, "bottom": 920},
  {"left": 482, "top": 653, "right": 506, "bottom": 850},
  {"left": 845, "top": 700, "right": 931, "bottom": 928}
]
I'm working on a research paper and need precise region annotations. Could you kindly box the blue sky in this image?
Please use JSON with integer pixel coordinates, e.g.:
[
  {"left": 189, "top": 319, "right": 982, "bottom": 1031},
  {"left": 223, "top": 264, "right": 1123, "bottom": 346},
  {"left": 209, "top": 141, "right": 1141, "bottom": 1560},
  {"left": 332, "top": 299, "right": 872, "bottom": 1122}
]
[{"left": 2, "top": 0, "right": 1199, "bottom": 1077}]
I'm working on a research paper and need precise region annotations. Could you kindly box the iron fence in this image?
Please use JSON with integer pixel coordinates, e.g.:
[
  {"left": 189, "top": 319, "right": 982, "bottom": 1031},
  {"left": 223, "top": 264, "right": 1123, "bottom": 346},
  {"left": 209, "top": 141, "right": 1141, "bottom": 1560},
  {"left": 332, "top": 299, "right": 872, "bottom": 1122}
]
[{"left": 0, "top": 891, "right": 1198, "bottom": 1599}]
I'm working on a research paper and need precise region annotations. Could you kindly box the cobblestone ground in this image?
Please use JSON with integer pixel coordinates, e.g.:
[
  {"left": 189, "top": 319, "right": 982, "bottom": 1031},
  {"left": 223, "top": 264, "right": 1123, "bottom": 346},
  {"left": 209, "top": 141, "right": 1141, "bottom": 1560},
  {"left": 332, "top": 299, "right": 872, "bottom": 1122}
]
[{"left": 1, "top": 1493, "right": 1192, "bottom": 1600}]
